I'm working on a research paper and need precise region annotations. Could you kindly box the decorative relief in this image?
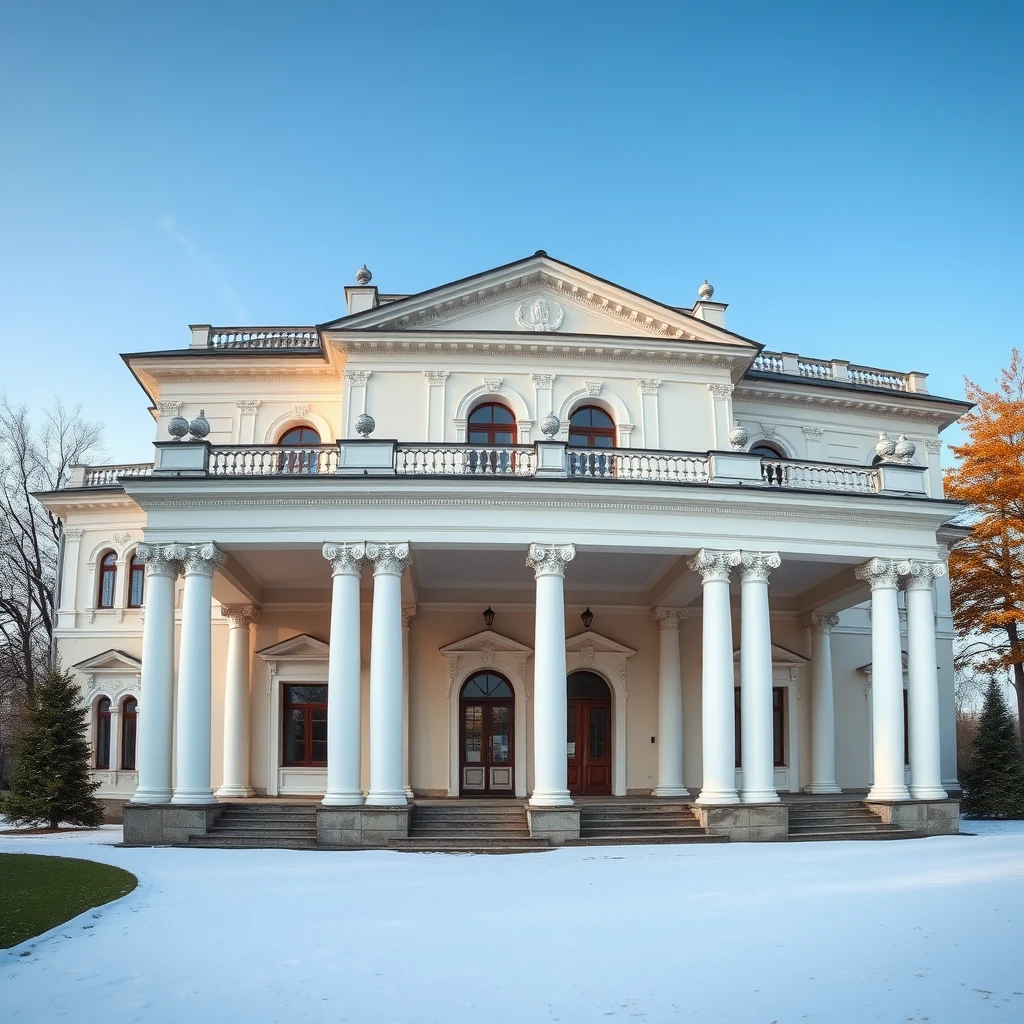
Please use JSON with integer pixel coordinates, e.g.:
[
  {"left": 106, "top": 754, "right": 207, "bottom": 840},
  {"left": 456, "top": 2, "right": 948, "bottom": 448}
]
[
  {"left": 651, "top": 608, "right": 687, "bottom": 629},
  {"left": 802, "top": 426, "right": 824, "bottom": 440},
  {"left": 446, "top": 657, "right": 459, "bottom": 698},
  {"left": 480, "top": 642, "right": 495, "bottom": 666},
  {"left": 855, "top": 557, "right": 902, "bottom": 590},
  {"left": 637, "top": 378, "right": 661, "bottom": 396},
  {"left": 401, "top": 604, "right": 418, "bottom": 628},
  {"left": 805, "top": 613, "right": 840, "bottom": 632},
  {"left": 924, "top": 438, "right": 943, "bottom": 455},
  {"left": 688, "top": 548, "right": 736, "bottom": 584},
  {"left": 182, "top": 542, "right": 227, "bottom": 577},
  {"left": 63, "top": 527, "right": 84, "bottom": 542},
  {"left": 531, "top": 373, "right": 556, "bottom": 390},
  {"left": 112, "top": 531, "right": 134, "bottom": 548},
  {"left": 579, "top": 641, "right": 595, "bottom": 665},
  {"left": 585, "top": 381, "right": 603, "bottom": 397},
  {"left": 221, "top": 605, "right": 261, "bottom": 628},
  {"left": 322, "top": 541, "right": 367, "bottom": 577},
  {"left": 736, "top": 551, "right": 782, "bottom": 583},
  {"left": 157, "top": 400, "right": 183, "bottom": 416},
  {"left": 484, "top": 378, "right": 504, "bottom": 393},
  {"left": 899, "top": 559, "right": 946, "bottom": 591},
  {"left": 526, "top": 542, "right": 576, "bottom": 579},
  {"left": 293, "top": 404, "right": 309, "bottom": 417},
  {"left": 707, "top": 384, "right": 734, "bottom": 399},
  {"left": 344, "top": 370, "right": 372, "bottom": 386},
  {"left": 366, "top": 541, "right": 411, "bottom": 576},
  {"left": 85, "top": 676, "right": 140, "bottom": 698},
  {"left": 236, "top": 400, "right": 261, "bottom": 414},
  {"left": 515, "top": 296, "right": 564, "bottom": 332},
  {"left": 136, "top": 542, "right": 186, "bottom": 578},
  {"left": 424, "top": 371, "right": 450, "bottom": 385},
  {"left": 761, "top": 424, "right": 779, "bottom": 439}
]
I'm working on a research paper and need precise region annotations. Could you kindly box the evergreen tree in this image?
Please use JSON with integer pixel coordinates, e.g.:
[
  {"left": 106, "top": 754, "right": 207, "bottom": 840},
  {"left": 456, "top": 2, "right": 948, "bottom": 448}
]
[
  {"left": 0, "top": 667, "right": 101, "bottom": 829},
  {"left": 960, "top": 677, "right": 1024, "bottom": 819}
]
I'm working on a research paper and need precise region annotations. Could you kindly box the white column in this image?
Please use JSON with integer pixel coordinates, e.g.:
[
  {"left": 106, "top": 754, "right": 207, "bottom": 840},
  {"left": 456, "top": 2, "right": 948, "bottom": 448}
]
[
  {"left": 216, "top": 605, "right": 259, "bottom": 798},
  {"left": 856, "top": 558, "right": 910, "bottom": 801},
  {"left": 132, "top": 543, "right": 183, "bottom": 804},
  {"left": 651, "top": 607, "right": 687, "bottom": 797},
  {"left": 804, "top": 613, "right": 841, "bottom": 794},
  {"left": 527, "top": 542, "right": 575, "bottom": 807},
  {"left": 322, "top": 543, "right": 367, "bottom": 806},
  {"left": 172, "top": 543, "right": 225, "bottom": 805},
  {"left": 738, "top": 552, "right": 782, "bottom": 803},
  {"left": 692, "top": 549, "right": 739, "bottom": 805},
  {"left": 402, "top": 604, "right": 417, "bottom": 799},
  {"left": 904, "top": 560, "right": 947, "bottom": 799},
  {"left": 365, "top": 542, "right": 411, "bottom": 806}
]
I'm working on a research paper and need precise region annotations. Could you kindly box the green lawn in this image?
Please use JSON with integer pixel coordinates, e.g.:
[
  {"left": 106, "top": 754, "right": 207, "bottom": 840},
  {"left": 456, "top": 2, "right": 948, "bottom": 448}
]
[{"left": 0, "top": 854, "right": 138, "bottom": 948}]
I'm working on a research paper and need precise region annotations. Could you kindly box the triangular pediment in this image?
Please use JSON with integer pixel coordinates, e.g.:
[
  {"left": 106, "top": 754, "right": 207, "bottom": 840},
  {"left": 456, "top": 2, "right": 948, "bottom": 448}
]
[
  {"left": 732, "top": 642, "right": 808, "bottom": 667},
  {"left": 566, "top": 630, "right": 636, "bottom": 656},
  {"left": 322, "top": 253, "right": 757, "bottom": 348},
  {"left": 440, "top": 629, "right": 533, "bottom": 656},
  {"left": 72, "top": 649, "right": 142, "bottom": 674},
  {"left": 257, "top": 633, "right": 330, "bottom": 661}
]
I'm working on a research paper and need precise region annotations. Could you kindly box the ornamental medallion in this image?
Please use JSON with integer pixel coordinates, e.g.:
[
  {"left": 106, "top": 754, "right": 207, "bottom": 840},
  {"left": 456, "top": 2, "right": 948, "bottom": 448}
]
[{"left": 515, "top": 297, "right": 564, "bottom": 332}]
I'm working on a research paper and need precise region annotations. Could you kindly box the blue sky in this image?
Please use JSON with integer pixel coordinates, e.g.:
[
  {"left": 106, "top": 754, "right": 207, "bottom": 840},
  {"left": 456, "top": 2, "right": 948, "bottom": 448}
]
[{"left": 1, "top": 1, "right": 1021, "bottom": 463}]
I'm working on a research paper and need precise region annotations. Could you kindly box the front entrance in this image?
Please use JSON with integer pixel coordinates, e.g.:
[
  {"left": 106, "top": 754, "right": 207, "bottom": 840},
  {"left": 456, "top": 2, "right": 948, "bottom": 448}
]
[
  {"left": 459, "top": 671, "right": 515, "bottom": 795},
  {"left": 567, "top": 671, "right": 612, "bottom": 795}
]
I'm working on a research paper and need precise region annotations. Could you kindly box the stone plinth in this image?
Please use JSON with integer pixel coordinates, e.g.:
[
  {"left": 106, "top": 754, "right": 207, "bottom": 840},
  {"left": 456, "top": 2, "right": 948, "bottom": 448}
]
[
  {"left": 316, "top": 805, "right": 411, "bottom": 847},
  {"left": 123, "top": 803, "right": 223, "bottom": 845},
  {"left": 692, "top": 802, "right": 789, "bottom": 842},
  {"left": 864, "top": 798, "right": 960, "bottom": 835},
  {"left": 526, "top": 806, "right": 580, "bottom": 844}
]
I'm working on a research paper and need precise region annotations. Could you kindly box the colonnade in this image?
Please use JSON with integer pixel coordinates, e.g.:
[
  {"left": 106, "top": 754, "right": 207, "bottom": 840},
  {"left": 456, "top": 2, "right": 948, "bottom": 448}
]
[{"left": 131, "top": 539, "right": 947, "bottom": 808}]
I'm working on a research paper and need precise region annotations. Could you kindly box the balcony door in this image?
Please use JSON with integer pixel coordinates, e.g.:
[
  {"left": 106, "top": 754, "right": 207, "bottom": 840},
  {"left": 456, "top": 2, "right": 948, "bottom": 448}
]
[
  {"left": 460, "top": 671, "right": 515, "bottom": 795},
  {"left": 567, "top": 671, "right": 612, "bottom": 795},
  {"left": 568, "top": 405, "right": 616, "bottom": 477},
  {"left": 467, "top": 403, "right": 517, "bottom": 474}
]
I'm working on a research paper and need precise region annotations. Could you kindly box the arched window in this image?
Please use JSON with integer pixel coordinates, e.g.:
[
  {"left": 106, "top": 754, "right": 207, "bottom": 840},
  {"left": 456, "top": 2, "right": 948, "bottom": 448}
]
[
  {"left": 459, "top": 671, "right": 514, "bottom": 794},
  {"left": 750, "top": 442, "right": 785, "bottom": 459},
  {"left": 277, "top": 425, "right": 322, "bottom": 474},
  {"left": 127, "top": 552, "right": 146, "bottom": 608},
  {"left": 120, "top": 697, "right": 138, "bottom": 770},
  {"left": 97, "top": 552, "right": 117, "bottom": 609},
  {"left": 568, "top": 406, "right": 616, "bottom": 477},
  {"left": 95, "top": 697, "right": 112, "bottom": 769},
  {"left": 467, "top": 403, "right": 517, "bottom": 474}
]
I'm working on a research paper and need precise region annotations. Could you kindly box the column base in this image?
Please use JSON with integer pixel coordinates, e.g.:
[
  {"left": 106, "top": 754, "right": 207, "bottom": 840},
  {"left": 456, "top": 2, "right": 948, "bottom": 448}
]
[
  {"left": 804, "top": 783, "right": 842, "bottom": 794},
  {"left": 652, "top": 784, "right": 690, "bottom": 798},
  {"left": 171, "top": 789, "right": 217, "bottom": 805},
  {"left": 131, "top": 788, "right": 172, "bottom": 805},
  {"left": 528, "top": 790, "right": 574, "bottom": 807},
  {"left": 866, "top": 784, "right": 910, "bottom": 801},
  {"left": 909, "top": 784, "right": 948, "bottom": 800},
  {"left": 215, "top": 785, "right": 255, "bottom": 798},
  {"left": 403, "top": 786, "right": 415, "bottom": 800},
  {"left": 322, "top": 791, "right": 365, "bottom": 807},
  {"left": 696, "top": 788, "right": 740, "bottom": 805},
  {"left": 741, "top": 789, "right": 780, "bottom": 803},
  {"left": 364, "top": 790, "right": 409, "bottom": 807}
]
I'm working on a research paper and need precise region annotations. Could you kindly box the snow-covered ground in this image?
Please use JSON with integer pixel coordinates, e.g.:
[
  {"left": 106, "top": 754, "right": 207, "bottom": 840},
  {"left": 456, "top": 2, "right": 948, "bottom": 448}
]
[{"left": 3, "top": 823, "right": 1024, "bottom": 1023}]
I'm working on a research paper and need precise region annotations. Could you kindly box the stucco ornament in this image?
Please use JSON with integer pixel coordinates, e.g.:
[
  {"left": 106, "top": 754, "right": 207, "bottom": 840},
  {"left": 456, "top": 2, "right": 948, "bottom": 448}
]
[
  {"left": 167, "top": 415, "right": 190, "bottom": 440},
  {"left": 893, "top": 434, "right": 916, "bottom": 462},
  {"left": 480, "top": 642, "right": 495, "bottom": 666},
  {"left": 187, "top": 410, "right": 210, "bottom": 439},
  {"left": 526, "top": 542, "right": 576, "bottom": 578},
  {"left": 515, "top": 297, "right": 563, "bottom": 332},
  {"left": 874, "top": 432, "right": 897, "bottom": 461},
  {"left": 579, "top": 641, "right": 596, "bottom": 665},
  {"left": 698, "top": 280, "right": 714, "bottom": 300},
  {"left": 539, "top": 413, "right": 560, "bottom": 438},
  {"left": 355, "top": 264, "right": 372, "bottom": 284},
  {"left": 355, "top": 413, "right": 376, "bottom": 437},
  {"left": 728, "top": 424, "right": 749, "bottom": 450}
]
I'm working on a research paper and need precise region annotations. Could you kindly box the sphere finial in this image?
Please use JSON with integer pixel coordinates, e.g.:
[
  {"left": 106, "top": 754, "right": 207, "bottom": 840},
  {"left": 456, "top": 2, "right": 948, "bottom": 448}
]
[
  {"left": 698, "top": 279, "right": 714, "bottom": 300},
  {"left": 355, "top": 264, "right": 372, "bottom": 285}
]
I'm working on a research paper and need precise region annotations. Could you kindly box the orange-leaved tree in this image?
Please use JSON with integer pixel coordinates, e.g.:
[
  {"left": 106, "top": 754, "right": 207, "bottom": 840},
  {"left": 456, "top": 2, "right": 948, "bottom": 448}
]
[{"left": 946, "top": 348, "right": 1024, "bottom": 734}]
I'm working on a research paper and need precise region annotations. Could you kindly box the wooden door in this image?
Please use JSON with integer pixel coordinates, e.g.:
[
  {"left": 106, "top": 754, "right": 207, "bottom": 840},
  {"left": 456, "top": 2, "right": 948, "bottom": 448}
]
[
  {"left": 567, "top": 698, "right": 612, "bottom": 795},
  {"left": 460, "top": 699, "right": 514, "bottom": 795}
]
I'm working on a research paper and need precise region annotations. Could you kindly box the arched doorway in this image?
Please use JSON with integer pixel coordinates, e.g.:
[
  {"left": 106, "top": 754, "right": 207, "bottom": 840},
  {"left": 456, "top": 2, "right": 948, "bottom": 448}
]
[
  {"left": 459, "top": 671, "right": 515, "bottom": 795},
  {"left": 567, "top": 671, "right": 612, "bottom": 795},
  {"left": 568, "top": 405, "right": 616, "bottom": 477},
  {"left": 467, "top": 402, "right": 517, "bottom": 474}
]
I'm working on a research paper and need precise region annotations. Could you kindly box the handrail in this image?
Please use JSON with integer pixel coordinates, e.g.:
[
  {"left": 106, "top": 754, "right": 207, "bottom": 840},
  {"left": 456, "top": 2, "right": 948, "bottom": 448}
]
[
  {"left": 752, "top": 351, "right": 921, "bottom": 393},
  {"left": 82, "top": 465, "right": 154, "bottom": 486},
  {"left": 209, "top": 445, "right": 338, "bottom": 475},
  {"left": 566, "top": 447, "right": 710, "bottom": 483},
  {"left": 396, "top": 443, "right": 537, "bottom": 476},
  {"left": 761, "top": 458, "right": 878, "bottom": 494},
  {"left": 208, "top": 328, "right": 320, "bottom": 350}
]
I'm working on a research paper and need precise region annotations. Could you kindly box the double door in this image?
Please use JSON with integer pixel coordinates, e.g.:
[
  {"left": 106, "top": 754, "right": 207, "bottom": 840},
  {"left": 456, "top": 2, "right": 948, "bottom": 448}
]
[
  {"left": 567, "top": 698, "right": 611, "bottom": 795},
  {"left": 460, "top": 700, "right": 514, "bottom": 795}
]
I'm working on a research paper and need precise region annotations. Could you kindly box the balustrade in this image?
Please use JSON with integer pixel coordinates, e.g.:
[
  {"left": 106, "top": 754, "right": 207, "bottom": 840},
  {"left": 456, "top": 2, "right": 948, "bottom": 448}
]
[
  {"left": 83, "top": 465, "right": 154, "bottom": 486},
  {"left": 208, "top": 328, "right": 320, "bottom": 350},
  {"left": 209, "top": 445, "right": 338, "bottom": 476},
  {"left": 567, "top": 447, "right": 710, "bottom": 483},
  {"left": 395, "top": 444, "right": 536, "bottom": 476},
  {"left": 761, "top": 458, "right": 878, "bottom": 494},
  {"left": 754, "top": 350, "right": 915, "bottom": 393}
]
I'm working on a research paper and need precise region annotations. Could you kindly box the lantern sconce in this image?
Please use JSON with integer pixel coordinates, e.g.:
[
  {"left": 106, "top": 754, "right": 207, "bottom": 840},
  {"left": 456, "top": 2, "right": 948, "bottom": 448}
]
[
  {"left": 581, "top": 607, "right": 594, "bottom": 629},
  {"left": 483, "top": 606, "right": 495, "bottom": 628}
]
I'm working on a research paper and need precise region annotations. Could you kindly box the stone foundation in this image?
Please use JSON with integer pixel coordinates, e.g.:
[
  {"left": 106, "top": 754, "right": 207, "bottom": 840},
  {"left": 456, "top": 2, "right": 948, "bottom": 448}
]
[
  {"left": 316, "top": 805, "right": 411, "bottom": 847},
  {"left": 526, "top": 806, "right": 581, "bottom": 844},
  {"left": 692, "top": 803, "right": 789, "bottom": 842},
  {"left": 97, "top": 798, "right": 128, "bottom": 824},
  {"left": 864, "top": 798, "right": 960, "bottom": 835},
  {"left": 123, "top": 803, "right": 223, "bottom": 845}
]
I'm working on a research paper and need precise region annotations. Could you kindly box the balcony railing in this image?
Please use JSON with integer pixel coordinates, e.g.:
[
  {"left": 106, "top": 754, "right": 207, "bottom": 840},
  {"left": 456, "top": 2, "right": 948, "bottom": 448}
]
[
  {"left": 750, "top": 352, "right": 927, "bottom": 393},
  {"left": 74, "top": 442, "right": 928, "bottom": 498},
  {"left": 197, "top": 327, "right": 321, "bottom": 350}
]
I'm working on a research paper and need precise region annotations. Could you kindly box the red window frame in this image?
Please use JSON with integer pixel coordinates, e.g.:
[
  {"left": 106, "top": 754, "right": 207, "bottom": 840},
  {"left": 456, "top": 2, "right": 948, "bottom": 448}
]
[
  {"left": 282, "top": 685, "right": 328, "bottom": 767},
  {"left": 128, "top": 553, "right": 145, "bottom": 608},
  {"left": 467, "top": 403, "right": 517, "bottom": 446},
  {"left": 735, "top": 687, "right": 787, "bottom": 768},
  {"left": 95, "top": 697, "right": 112, "bottom": 769},
  {"left": 121, "top": 697, "right": 138, "bottom": 770},
  {"left": 97, "top": 552, "right": 117, "bottom": 609},
  {"left": 279, "top": 426, "right": 321, "bottom": 445},
  {"left": 568, "top": 405, "right": 616, "bottom": 447}
]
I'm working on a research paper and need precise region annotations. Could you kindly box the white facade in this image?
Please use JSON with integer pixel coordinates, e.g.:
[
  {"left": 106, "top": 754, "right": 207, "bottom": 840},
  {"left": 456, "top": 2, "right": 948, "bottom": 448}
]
[{"left": 39, "top": 253, "right": 967, "bottom": 809}]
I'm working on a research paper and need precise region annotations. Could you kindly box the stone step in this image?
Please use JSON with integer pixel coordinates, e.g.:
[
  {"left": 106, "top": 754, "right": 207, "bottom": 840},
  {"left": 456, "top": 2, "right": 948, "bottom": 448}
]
[
  {"left": 388, "top": 844, "right": 552, "bottom": 855},
  {"left": 580, "top": 826, "right": 704, "bottom": 837},
  {"left": 568, "top": 834, "right": 727, "bottom": 846},
  {"left": 788, "top": 817, "right": 887, "bottom": 828},
  {"left": 187, "top": 836, "right": 318, "bottom": 849},
  {"left": 413, "top": 810, "right": 526, "bottom": 820},
  {"left": 215, "top": 814, "right": 318, "bottom": 825},
  {"left": 217, "top": 805, "right": 319, "bottom": 814},
  {"left": 789, "top": 808, "right": 882, "bottom": 817},
  {"left": 211, "top": 825, "right": 318, "bottom": 836},
  {"left": 390, "top": 835, "right": 549, "bottom": 849},
  {"left": 409, "top": 820, "right": 529, "bottom": 832},
  {"left": 579, "top": 814, "right": 700, "bottom": 826},
  {"left": 789, "top": 829, "right": 924, "bottom": 842}
]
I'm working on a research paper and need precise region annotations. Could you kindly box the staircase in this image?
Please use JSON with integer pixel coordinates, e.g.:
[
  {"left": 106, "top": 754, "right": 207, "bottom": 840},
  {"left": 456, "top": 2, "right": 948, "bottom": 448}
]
[
  {"left": 388, "top": 803, "right": 551, "bottom": 854},
  {"left": 570, "top": 802, "right": 724, "bottom": 846},
  {"left": 187, "top": 803, "right": 318, "bottom": 849},
  {"left": 787, "top": 801, "right": 918, "bottom": 841}
]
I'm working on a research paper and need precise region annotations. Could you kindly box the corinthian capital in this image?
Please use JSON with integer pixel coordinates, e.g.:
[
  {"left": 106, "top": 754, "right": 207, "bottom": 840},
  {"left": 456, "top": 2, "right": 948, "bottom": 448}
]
[
  {"left": 651, "top": 607, "right": 687, "bottom": 629},
  {"left": 804, "top": 612, "right": 839, "bottom": 632},
  {"left": 737, "top": 551, "right": 782, "bottom": 583},
  {"left": 366, "top": 542, "right": 411, "bottom": 577},
  {"left": 221, "top": 605, "right": 261, "bottom": 629},
  {"left": 899, "top": 559, "right": 947, "bottom": 591},
  {"left": 182, "top": 542, "right": 226, "bottom": 577},
  {"left": 322, "top": 541, "right": 367, "bottom": 577},
  {"left": 688, "top": 548, "right": 736, "bottom": 584},
  {"left": 526, "top": 542, "right": 576, "bottom": 579},
  {"left": 855, "top": 557, "right": 902, "bottom": 590},
  {"left": 136, "top": 542, "right": 187, "bottom": 578},
  {"left": 402, "top": 604, "right": 418, "bottom": 628}
]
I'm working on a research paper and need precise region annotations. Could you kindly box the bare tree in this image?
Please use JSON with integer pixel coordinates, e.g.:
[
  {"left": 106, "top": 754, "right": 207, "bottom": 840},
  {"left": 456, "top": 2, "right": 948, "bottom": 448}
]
[{"left": 0, "top": 396, "right": 104, "bottom": 716}]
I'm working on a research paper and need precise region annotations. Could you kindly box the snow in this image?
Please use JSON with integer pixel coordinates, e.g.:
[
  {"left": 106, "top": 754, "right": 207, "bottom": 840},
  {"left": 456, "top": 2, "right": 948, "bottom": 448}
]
[{"left": 3, "top": 826, "right": 1024, "bottom": 1023}]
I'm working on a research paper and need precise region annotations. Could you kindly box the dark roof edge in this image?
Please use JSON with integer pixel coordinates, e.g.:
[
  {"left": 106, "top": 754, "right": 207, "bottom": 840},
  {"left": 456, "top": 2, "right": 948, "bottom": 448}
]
[{"left": 741, "top": 370, "right": 972, "bottom": 410}]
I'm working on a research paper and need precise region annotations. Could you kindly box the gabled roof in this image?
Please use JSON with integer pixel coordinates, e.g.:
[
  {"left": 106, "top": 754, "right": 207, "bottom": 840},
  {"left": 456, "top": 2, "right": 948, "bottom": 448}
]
[
  {"left": 71, "top": 649, "right": 142, "bottom": 674},
  {"left": 440, "top": 629, "right": 533, "bottom": 656},
  {"left": 566, "top": 630, "right": 636, "bottom": 656},
  {"left": 319, "top": 251, "right": 759, "bottom": 349},
  {"left": 256, "top": 633, "right": 330, "bottom": 660}
]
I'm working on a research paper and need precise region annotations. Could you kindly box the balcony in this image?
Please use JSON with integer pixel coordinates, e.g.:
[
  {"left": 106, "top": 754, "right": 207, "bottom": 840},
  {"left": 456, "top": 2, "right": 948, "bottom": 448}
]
[
  {"left": 750, "top": 352, "right": 928, "bottom": 393},
  {"left": 70, "top": 442, "right": 930, "bottom": 499}
]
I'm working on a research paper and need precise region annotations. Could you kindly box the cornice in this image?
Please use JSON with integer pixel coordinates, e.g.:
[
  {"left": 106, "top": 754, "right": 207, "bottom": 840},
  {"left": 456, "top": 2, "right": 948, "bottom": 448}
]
[{"left": 733, "top": 383, "right": 957, "bottom": 425}]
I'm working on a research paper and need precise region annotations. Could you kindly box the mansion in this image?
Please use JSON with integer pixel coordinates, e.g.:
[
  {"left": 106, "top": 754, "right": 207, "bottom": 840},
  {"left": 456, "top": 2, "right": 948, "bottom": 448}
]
[{"left": 39, "top": 252, "right": 967, "bottom": 847}]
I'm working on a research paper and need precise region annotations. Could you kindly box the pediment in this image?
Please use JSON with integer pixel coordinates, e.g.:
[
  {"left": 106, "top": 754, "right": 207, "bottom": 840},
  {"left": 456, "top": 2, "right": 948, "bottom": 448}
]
[
  {"left": 323, "top": 253, "right": 757, "bottom": 348},
  {"left": 566, "top": 630, "right": 636, "bottom": 657},
  {"left": 257, "top": 633, "right": 330, "bottom": 661},
  {"left": 440, "top": 629, "right": 533, "bottom": 656},
  {"left": 72, "top": 649, "right": 142, "bottom": 675},
  {"left": 732, "top": 643, "right": 808, "bottom": 667}
]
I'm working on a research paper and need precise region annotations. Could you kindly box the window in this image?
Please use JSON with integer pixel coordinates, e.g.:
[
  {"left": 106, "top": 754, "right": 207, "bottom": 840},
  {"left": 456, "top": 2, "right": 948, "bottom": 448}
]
[
  {"left": 95, "top": 697, "right": 112, "bottom": 769},
  {"left": 461, "top": 671, "right": 513, "bottom": 699},
  {"left": 128, "top": 552, "right": 145, "bottom": 608},
  {"left": 279, "top": 426, "right": 321, "bottom": 445},
  {"left": 467, "top": 403, "right": 516, "bottom": 446},
  {"left": 903, "top": 689, "right": 909, "bottom": 767},
  {"left": 277, "top": 426, "right": 322, "bottom": 474},
  {"left": 97, "top": 552, "right": 117, "bottom": 609},
  {"left": 121, "top": 697, "right": 138, "bottom": 770},
  {"left": 750, "top": 442, "right": 785, "bottom": 459},
  {"left": 568, "top": 405, "right": 616, "bottom": 477},
  {"left": 282, "top": 685, "right": 328, "bottom": 766},
  {"left": 735, "top": 687, "right": 787, "bottom": 768}
]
